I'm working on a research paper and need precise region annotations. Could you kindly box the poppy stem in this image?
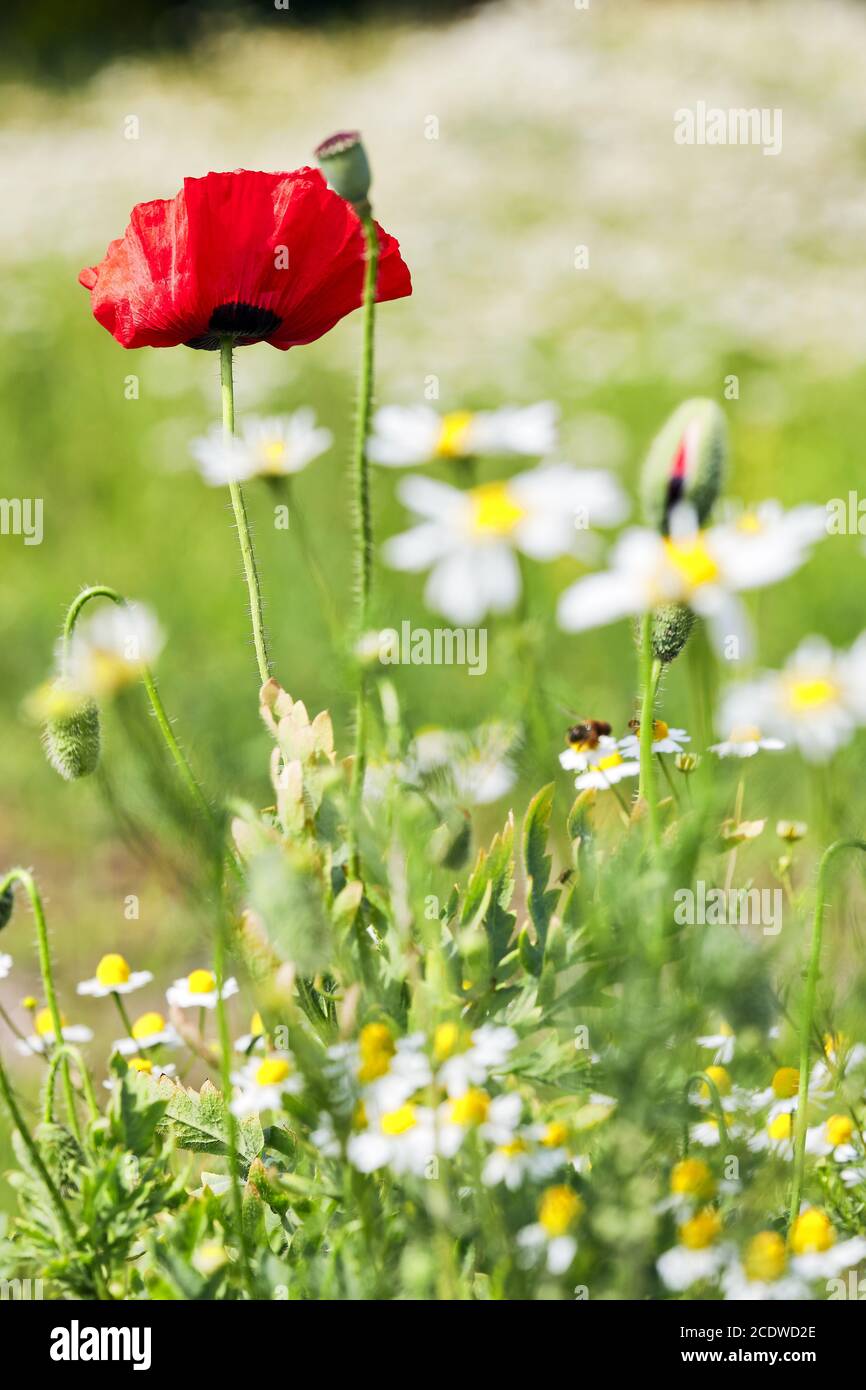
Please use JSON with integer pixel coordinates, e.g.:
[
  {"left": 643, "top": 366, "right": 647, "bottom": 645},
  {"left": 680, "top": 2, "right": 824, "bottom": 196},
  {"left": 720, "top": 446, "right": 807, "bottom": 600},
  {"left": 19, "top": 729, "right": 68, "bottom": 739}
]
[
  {"left": 220, "top": 337, "right": 271, "bottom": 687},
  {"left": 0, "top": 867, "right": 81, "bottom": 1144},
  {"left": 348, "top": 211, "right": 380, "bottom": 876},
  {"left": 788, "top": 838, "right": 866, "bottom": 1231}
]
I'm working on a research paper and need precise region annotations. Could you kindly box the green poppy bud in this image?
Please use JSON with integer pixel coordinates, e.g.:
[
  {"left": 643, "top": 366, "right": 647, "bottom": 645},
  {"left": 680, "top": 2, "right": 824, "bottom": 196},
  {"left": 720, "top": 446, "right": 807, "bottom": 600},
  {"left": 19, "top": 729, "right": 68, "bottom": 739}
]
[
  {"left": 43, "top": 698, "right": 101, "bottom": 781},
  {"left": 0, "top": 886, "right": 12, "bottom": 930},
  {"left": 641, "top": 398, "right": 728, "bottom": 534},
  {"left": 650, "top": 602, "right": 696, "bottom": 664},
  {"left": 315, "top": 131, "right": 372, "bottom": 211}
]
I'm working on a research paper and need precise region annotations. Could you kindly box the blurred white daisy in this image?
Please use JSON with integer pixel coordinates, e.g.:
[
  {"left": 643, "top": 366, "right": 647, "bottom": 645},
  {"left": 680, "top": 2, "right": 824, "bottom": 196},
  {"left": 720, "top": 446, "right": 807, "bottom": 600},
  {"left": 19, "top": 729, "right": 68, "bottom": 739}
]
[
  {"left": 0, "top": 954, "right": 11, "bottom": 980},
  {"left": 230, "top": 1053, "right": 302, "bottom": 1118},
  {"left": 408, "top": 723, "right": 518, "bottom": 805},
  {"left": 656, "top": 1209, "right": 729, "bottom": 1291},
  {"left": 383, "top": 465, "right": 628, "bottom": 624},
  {"left": 64, "top": 601, "right": 164, "bottom": 698},
  {"left": 697, "top": 1023, "right": 736, "bottom": 1065},
  {"left": 16, "top": 1008, "right": 93, "bottom": 1055},
  {"left": 234, "top": 1011, "right": 267, "bottom": 1054},
  {"left": 77, "top": 953, "right": 153, "bottom": 998},
  {"left": 716, "top": 634, "right": 866, "bottom": 763},
  {"left": 721, "top": 1232, "right": 808, "bottom": 1301},
  {"left": 573, "top": 747, "right": 640, "bottom": 791},
  {"left": 709, "top": 727, "right": 785, "bottom": 758},
  {"left": 788, "top": 1208, "right": 866, "bottom": 1281},
  {"left": 557, "top": 501, "right": 825, "bottom": 654},
  {"left": 113, "top": 1010, "right": 181, "bottom": 1056},
  {"left": 166, "top": 969, "right": 239, "bottom": 1010},
  {"left": 347, "top": 1100, "right": 438, "bottom": 1176},
  {"left": 190, "top": 410, "right": 332, "bottom": 485},
  {"left": 517, "top": 1185, "right": 583, "bottom": 1274},
  {"left": 804, "top": 1114, "right": 859, "bottom": 1162},
  {"left": 369, "top": 402, "right": 558, "bottom": 467},
  {"left": 482, "top": 1119, "right": 567, "bottom": 1190},
  {"left": 437, "top": 1023, "right": 518, "bottom": 1098}
]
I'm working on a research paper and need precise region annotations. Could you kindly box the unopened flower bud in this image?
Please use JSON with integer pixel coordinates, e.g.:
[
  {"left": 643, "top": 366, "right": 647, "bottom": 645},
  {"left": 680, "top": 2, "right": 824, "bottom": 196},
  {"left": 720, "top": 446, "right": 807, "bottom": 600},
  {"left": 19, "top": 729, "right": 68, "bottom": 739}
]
[
  {"left": 43, "top": 697, "right": 101, "bottom": 781},
  {"left": 675, "top": 752, "right": 699, "bottom": 774},
  {"left": 776, "top": 819, "right": 807, "bottom": 843},
  {"left": 650, "top": 602, "right": 696, "bottom": 664},
  {"left": 315, "top": 131, "right": 372, "bottom": 211},
  {"left": 0, "top": 886, "right": 13, "bottom": 930},
  {"left": 641, "top": 398, "right": 728, "bottom": 534}
]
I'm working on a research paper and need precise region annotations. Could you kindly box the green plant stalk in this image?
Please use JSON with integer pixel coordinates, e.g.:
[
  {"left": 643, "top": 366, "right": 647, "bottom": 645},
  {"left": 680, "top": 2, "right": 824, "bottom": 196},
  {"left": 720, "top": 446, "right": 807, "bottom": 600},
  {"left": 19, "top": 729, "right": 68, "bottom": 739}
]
[
  {"left": 348, "top": 211, "right": 380, "bottom": 876},
  {"left": 637, "top": 614, "right": 661, "bottom": 847},
  {"left": 212, "top": 901, "right": 255, "bottom": 1298},
  {"left": 221, "top": 337, "right": 271, "bottom": 687},
  {"left": 683, "top": 1070, "right": 729, "bottom": 1154},
  {"left": 788, "top": 838, "right": 866, "bottom": 1229},
  {"left": 62, "top": 585, "right": 215, "bottom": 830},
  {"left": 0, "top": 868, "right": 81, "bottom": 1144},
  {"left": 44, "top": 1043, "right": 99, "bottom": 1124},
  {"left": 0, "top": 1050, "right": 77, "bottom": 1241}
]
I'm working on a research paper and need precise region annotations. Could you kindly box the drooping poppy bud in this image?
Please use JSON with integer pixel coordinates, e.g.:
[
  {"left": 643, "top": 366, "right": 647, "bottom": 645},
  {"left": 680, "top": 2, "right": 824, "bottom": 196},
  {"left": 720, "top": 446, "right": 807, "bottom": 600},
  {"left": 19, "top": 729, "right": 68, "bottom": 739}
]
[
  {"left": 641, "top": 399, "right": 727, "bottom": 534},
  {"left": 43, "top": 697, "right": 101, "bottom": 781},
  {"left": 315, "top": 131, "right": 372, "bottom": 211}
]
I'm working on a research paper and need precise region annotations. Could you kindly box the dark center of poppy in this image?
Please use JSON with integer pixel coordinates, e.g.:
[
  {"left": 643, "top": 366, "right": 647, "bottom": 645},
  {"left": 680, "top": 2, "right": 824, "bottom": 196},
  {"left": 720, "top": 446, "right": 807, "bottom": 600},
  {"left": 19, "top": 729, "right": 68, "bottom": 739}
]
[{"left": 185, "top": 303, "right": 282, "bottom": 351}]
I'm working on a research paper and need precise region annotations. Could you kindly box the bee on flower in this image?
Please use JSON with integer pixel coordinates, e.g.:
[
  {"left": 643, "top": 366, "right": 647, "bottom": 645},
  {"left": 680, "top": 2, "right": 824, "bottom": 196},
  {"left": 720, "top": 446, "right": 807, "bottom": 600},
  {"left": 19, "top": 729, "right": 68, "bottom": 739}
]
[
  {"left": 230, "top": 1052, "right": 302, "bottom": 1118},
  {"left": 383, "top": 464, "right": 628, "bottom": 624},
  {"left": 77, "top": 953, "right": 153, "bottom": 998},
  {"left": 166, "top": 969, "right": 239, "bottom": 1010},
  {"left": 189, "top": 410, "right": 332, "bottom": 486},
  {"left": 63, "top": 602, "right": 165, "bottom": 699},
  {"left": 368, "top": 402, "right": 559, "bottom": 467},
  {"left": 16, "top": 1008, "right": 94, "bottom": 1056}
]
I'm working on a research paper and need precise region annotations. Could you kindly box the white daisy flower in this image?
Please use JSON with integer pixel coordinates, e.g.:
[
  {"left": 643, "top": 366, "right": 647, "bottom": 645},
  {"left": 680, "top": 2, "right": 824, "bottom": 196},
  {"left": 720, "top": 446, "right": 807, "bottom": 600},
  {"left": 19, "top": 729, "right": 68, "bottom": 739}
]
[
  {"left": 234, "top": 1011, "right": 267, "bottom": 1055},
  {"left": 190, "top": 410, "right": 332, "bottom": 486},
  {"left": 573, "top": 749, "right": 640, "bottom": 791},
  {"left": 76, "top": 953, "right": 153, "bottom": 998},
  {"left": 721, "top": 1232, "right": 808, "bottom": 1301},
  {"left": 559, "top": 725, "right": 617, "bottom": 773},
  {"left": 383, "top": 464, "right": 628, "bottom": 624},
  {"left": 0, "top": 953, "right": 11, "bottom": 980},
  {"left": 748, "top": 1113, "right": 796, "bottom": 1158},
  {"left": 64, "top": 601, "right": 164, "bottom": 698},
  {"left": 482, "top": 1118, "right": 567, "bottom": 1190},
  {"left": 697, "top": 1023, "right": 736, "bottom": 1065},
  {"left": 716, "top": 633, "right": 866, "bottom": 764},
  {"left": 347, "top": 1100, "right": 439, "bottom": 1177},
  {"left": 803, "top": 1114, "right": 859, "bottom": 1162},
  {"left": 230, "top": 1052, "right": 302, "bottom": 1118},
  {"left": 789, "top": 1209, "right": 866, "bottom": 1280},
  {"left": 409, "top": 723, "right": 518, "bottom": 805},
  {"left": 617, "top": 721, "right": 690, "bottom": 758},
  {"left": 438, "top": 1024, "right": 518, "bottom": 1098},
  {"left": 16, "top": 1007, "right": 94, "bottom": 1055},
  {"left": 656, "top": 1209, "right": 729, "bottom": 1291},
  {"left": 112, "top": 1010, "right": 181, "bottom": 1056},
  {"left": 369, "top": 402, "right": 559, "bottom": 467},
  {"left": 810, "top": 1035, "right": 866, "bottom": 1091},
  {"left": 103, "top": 1057, "right": 176, "bottom": 1089},
  {"left": 517, "top": 1185, "right": 583, "bottom": 1275},
  {"left": 557, "top": 501, "right": 826, "bottom": 655},
  {"left": 166, "top": 969, "right": 239, "bottom": 1011},
  {"left": 709, "top": 728, "right": 786, "bottom": 758}
]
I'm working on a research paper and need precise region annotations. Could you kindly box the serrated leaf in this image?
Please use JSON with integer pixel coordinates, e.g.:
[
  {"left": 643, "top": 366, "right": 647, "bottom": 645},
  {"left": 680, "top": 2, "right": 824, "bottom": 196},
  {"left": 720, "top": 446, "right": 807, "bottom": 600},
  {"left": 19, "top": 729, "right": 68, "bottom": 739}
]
[
  {"left": 109, "top": 1067, "right": 169, "bottom": 1155},
  {"left": 521, "top": 784, "right": 559, "bottom": 975},
  {"left": 139, "top": 1076, "right": 264, "bottom": 1165},
  {"left": 460, "top": 814, "right": 516, "bottom": 978}
]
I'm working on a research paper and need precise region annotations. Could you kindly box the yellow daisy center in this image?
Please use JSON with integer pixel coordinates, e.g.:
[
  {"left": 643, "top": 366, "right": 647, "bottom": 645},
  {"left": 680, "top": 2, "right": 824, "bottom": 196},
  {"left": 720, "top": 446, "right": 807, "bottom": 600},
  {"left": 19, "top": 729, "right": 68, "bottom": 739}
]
[
  {"left": 255, "top": 1057, "right": 291, "bottom": 1087},
  {"left": 380, "top": 1103, "right": 417, "bottom": 1136},
  {"left": 768, "top": 1112, "right": 793, "bottom": 1141},
  {"left": 187, "top": 969, "right": 216, "bottom": 995},
  {"left": 701, "top": 1065, "right": 732, "bottom": 1098},
  {"left": 790, "top": 1208, "right": 835, "bottom": 1255},
  {"left": 670, "top": 1158, "right": 716, "bottom": 1201},
  {"left": 358, "top": 1022, "right": 395, "bottom": 1082},
  {"left": 131, "top": 1011, "right": 165, "bottom": 1040},
  {"left": 729, "top": 725, "right": 762, "bottom": 743},
  {"left": 744, "top": 1231, "right": 786, "bottom": 1282},
  {"left": 735, "top": 511, "right": 764, "bottom": 534},
  {"left": 435, "top": 410, "right": 474, "bottom": 459},
  {"left": 663, "top": 534, "right": 720, "bottom": 591},
  {"left": 96, "top": 953, "right": 131, "bottom": 987},
  {"left": 468, "top": 481, "right": 526, "bottom": 537},
  {"left": 679, "top": 1207, "right": 722, "bottom": 1250},
  {"left": 785, "top": 676, "right": 839, "bottom": 713},
  {"left": 35, "top": 1007, "right": 66, "bottom": 1037},
  {"left": 450, "top": 1087, "right": 490, "bottom": 1127},
  {"left": 826, "top": 1114, "right": 854, "bottom": 1148},
  {"left": 127, "top": 1057, "right": 153, "bottom": 1074},
  {"left": 259, "top": 439, "right": 287, "bottom": 472},
  {"left": 772, "top": 1066, "right": 799, "bottom": 1099},
  {"left": 542, "top": 1120, "right": 569, "bottom": 1149},
  {"left": 499, "top": 1138, "right": 528, "bottom": 1157},
  {"left": 539, "top": 1185, "right": 583, "bottom": 1238},
  {"left": 596, "top": 752, "right": 624, "bottom": 772},
  {"left": 433, "top": 1021, "right": 462, "bottom": 1063},
  {"left": 250, "top": 1011, "right": 264, "bottom": 1037}
]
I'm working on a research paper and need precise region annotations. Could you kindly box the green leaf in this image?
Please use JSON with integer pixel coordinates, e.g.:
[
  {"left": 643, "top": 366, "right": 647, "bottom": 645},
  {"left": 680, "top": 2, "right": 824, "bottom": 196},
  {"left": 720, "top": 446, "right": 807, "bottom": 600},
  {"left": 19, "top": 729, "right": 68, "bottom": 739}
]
[
  {"left": 139, "top": 1076, "right": 264, "bottom": 1165},
  {"left": 460, "top": 814, "right": 516, "bottom": 980},
  {"left": 247, "top": 844, "right": 333, "bottom": 975},
  {"left": 521, "top": 784, "right": 559, "bottom": 976},
  {"left": 109, "top": 1064, "right": 169, "bottom": 1155}
]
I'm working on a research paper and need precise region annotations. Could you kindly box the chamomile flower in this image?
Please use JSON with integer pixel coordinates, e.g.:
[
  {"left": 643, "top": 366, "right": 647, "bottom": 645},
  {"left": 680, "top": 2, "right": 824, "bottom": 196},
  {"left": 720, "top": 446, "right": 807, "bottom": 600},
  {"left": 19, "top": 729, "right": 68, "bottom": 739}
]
[
  {"left": 517, "top": 1185, "right": 584, "bottom": 1274},
  {"left": 190, "top": 410, "right": 332, "bottom": 486},
  {"left": 618, "top": 720, "right": 690, "bottom": 757},
  {"left": 16, "top": 1008, "right": 94, "bottom": 1055},
  {"left": 748, "top": 1111, "right": 795, "bottom": 1157},
  {"left": 76, "top": 953, "right": 153, "bottom": 998},
  {"left": 383, "top": 465, "right": 627, "bottom": 624},
  {"left": 716, "top": 634, "right": 866, "bottom": 763},
  {"left": 64, "top": 601, "right": 165, "bottom": 698},
  {"left": 230, "top": 1052, "right": 302, "bottom": 1118},
  {"left": 166, "top": 969, "right": 239, "bottom": 1010},
  {"left": 804, "top": 1114, "right": 859, "bottom": 1162},
  {"left": 409, "top": 723, "right": 518, "bottom": 805},
  {"left": 481, "top": 1121, "right": 566, "bottom": 1190},
  {"left": 573, "top": 748, "right": 640, "bottom": 792},
  {"left": 0, "top": 953, "right": 11, "bottom": 980},
  {"left": 697, "top": 1022, "right": 736, "bottom": 1065},
  {"left": 788, "top": 1208, "right": 866, "bottom": 1280},
  {"left": 721, "top": 1232, "right": 808, "bottom": 1301},
  {"left": 103, "top": 1057, "right": 176, "bottom": 1089},
  {"left": 810, "top": 1033, "right": 866, "bottom": 1090},
  {"left": 709, "top": 727, "right": 786, "bottom": 758},
  {"left": 369, "top": 402, "right": 559, "bottom": 467},
  {"left": 559, "top": 718, "right": 615, "bottom": 772},
  {"left": 347, "top": 1100, "right": 438, "bottom": 1176},
  {"left": 234, "top": 1011, "right": 267, "bottom": 1054},
  {"left": 557, "top": 501, "right": 826, "bottom": 655},
  {"left": 656, "top": 1208, "right": 729, "bottom": 1291},
  {"left": 437, "top": 1023, "right": 518, "bottom": 1098},
  {"left": 113, "top": 1010, "right": 181, "bottom": 1056},
  {"left": 749, "top": 1067, "right": 808, "bottom": 1121}
]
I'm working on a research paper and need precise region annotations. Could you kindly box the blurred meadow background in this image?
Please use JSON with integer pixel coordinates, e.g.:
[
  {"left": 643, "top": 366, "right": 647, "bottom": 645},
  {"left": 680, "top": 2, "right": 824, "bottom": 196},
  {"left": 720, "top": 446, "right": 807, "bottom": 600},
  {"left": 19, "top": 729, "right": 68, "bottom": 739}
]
[{"left": 3, "top": 0, "right": 866, "bottom": 1194}]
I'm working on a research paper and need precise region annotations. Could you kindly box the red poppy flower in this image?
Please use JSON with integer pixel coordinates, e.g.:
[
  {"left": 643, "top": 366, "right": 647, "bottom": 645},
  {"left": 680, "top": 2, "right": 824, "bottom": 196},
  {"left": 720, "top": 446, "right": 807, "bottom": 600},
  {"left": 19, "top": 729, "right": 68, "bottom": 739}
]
[{"left": 79, "top": 167, "right": 411, "bottom": 351}]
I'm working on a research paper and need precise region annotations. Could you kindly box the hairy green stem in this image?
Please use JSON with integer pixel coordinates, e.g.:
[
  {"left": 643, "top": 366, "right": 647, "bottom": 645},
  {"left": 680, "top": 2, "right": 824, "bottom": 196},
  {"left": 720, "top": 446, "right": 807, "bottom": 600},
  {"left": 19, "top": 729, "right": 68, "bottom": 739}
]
[
  {"left": 44, "top": 1043, "right": 99, "bottom": 1125},
  {"left": 348, "top": 211, "right": 380, "bottom": 876},
  {"left": 0, "top": 868, "right": 81, "bottom": 1143},
  {"left": 0, "top": 1050, "right": 77, "bottom": 1241},
  {"left": 637, "top": 616, "right": 661, "bottom": 847},
  {"left": 788, "top": 838, "right": 866, "bottom": 1229},
  {"left": 221, "top": 337, "right": 271, "bottom": 687},
  {"left": 212, "top": 895, "right": 255, "bottom": 1298},
  {"left": 683, "top": 1070, "right": 729, "bottom": 1154}
]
